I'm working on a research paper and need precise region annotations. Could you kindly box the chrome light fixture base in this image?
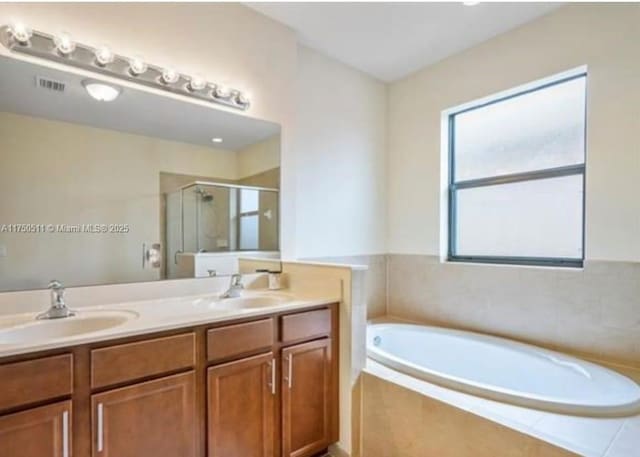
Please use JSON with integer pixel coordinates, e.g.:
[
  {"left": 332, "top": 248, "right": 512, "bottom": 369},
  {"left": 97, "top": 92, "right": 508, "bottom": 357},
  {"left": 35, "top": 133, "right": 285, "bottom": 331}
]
[{"left": 0, "top": 25, "right": 250, "bottom": 111}]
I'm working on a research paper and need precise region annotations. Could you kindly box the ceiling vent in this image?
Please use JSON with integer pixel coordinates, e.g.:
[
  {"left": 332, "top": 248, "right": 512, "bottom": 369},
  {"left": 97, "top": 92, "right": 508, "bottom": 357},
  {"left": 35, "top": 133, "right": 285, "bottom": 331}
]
[{"left": 35, "top": 76, "right": 66, "bottom": 93}]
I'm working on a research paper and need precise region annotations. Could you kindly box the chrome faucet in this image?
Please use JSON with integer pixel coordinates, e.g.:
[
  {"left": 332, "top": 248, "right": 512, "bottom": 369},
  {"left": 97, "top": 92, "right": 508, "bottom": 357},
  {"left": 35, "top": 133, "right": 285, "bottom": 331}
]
[
  {"left": 37, "top": 280, "right": 75, "bottom": 319},
  {"left": 221, "top": 274, "right": 244, "bottom": 299}
]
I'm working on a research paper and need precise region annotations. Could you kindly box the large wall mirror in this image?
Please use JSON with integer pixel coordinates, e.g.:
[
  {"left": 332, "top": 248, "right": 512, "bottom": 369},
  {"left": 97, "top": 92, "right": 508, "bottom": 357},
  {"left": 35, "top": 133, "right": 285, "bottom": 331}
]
[{"left": 0, "top": 55, "right": 281, "bottom": 292}]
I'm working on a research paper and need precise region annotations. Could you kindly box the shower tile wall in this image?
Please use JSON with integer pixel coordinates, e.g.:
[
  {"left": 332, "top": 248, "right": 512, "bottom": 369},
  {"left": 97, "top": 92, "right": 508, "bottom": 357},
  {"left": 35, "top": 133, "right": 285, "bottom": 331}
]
[{"left": 387, "top": 255, "right": 640, "bottom": 368}]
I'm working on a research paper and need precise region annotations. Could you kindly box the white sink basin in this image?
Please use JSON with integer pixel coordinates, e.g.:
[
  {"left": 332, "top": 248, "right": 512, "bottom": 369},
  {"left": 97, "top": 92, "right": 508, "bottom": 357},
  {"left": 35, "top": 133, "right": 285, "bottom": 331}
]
[
  {"left": 219, "top": 294, "right": 292, "bottom": 309},
  {"left": 193, "top": 293, "right": 294, "bottom": 311},
  {"left": 0, "top": 310, "right": 138, "bottom": 345}
]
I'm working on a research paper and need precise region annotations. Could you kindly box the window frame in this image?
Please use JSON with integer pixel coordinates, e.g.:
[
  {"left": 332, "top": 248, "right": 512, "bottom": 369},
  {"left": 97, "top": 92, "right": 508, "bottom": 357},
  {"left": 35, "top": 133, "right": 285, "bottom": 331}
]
[{"left": 447, "top": 73, "right": 587, "bottom": 268}]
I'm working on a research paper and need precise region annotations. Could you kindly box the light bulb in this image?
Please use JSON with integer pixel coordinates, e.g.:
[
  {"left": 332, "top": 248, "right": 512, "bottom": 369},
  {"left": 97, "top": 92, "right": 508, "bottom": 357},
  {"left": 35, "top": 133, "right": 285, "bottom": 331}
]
[
  {"left": 213, "top": 84, "right": 230, "bottom": 98},
  {"left": 8, "top": 22, "right": 32, "bottom": 44},
  {"left": 187, "top": 75, "right": 207, "bottom": 91},
  {"left": 161, "top": 68, "right": 180, "bottom": 85},
  {"left": 236, "top": 91, "right": 249, "bottom": 104},
  {"left": 54, "top": 32, "right": 75, "bottom": 56},
  {"left": 128, "top": 56, "right": 148, "bottom": 76},
  {"left": 94, "top": 45, "right": 115, "bottom": 66},
  {"left": 211, "top": 137, "right": 223, "bottom": 143}
]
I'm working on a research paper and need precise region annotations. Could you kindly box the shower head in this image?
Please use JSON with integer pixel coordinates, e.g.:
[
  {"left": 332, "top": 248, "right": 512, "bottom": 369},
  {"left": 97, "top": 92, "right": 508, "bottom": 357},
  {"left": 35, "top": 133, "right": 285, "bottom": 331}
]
[{"left": 195, "top": 187, "right": 214, "bottom": 202}]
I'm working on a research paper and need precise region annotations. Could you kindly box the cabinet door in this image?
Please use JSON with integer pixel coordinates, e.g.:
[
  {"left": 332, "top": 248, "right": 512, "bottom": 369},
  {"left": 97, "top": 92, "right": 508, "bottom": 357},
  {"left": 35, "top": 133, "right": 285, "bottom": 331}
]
[
  {"left": 207, "top": 352, "right": 275, "bottom": 457},
  {"left": 282, "top": 338, "right": 332, "bottom": 457},
  {"left": 0, "top": 400, "right": 71, "bottom": 457},
  {"left": 91, "top": 371, "right": 196, "bottom": 457}
]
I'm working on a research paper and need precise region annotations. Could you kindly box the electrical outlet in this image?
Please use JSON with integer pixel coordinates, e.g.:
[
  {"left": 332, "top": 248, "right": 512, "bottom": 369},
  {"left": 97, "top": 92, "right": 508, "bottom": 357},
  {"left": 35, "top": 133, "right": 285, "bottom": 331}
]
[{"left": 0, "top": 245, "right": 7, "bottom": 257}]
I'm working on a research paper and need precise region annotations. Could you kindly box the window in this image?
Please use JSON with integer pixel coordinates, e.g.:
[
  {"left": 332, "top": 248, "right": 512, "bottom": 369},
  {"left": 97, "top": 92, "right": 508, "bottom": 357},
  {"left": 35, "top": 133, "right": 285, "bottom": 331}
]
[
  {"left": 448, "top": 73, "right": 587, "bottom": 267},
  {"left": 238, "top": 188, "right": 259, "bottom": 250}
]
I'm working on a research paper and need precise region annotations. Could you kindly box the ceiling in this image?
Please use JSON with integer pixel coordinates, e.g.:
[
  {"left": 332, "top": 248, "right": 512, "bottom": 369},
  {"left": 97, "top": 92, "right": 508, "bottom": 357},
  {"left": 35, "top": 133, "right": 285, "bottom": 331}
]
[
  {"left": 0, "top": 56, "right": 280, "bottom": 151},
  {"left": 247, "top": 2, "right": 562, "bottom": 82}
]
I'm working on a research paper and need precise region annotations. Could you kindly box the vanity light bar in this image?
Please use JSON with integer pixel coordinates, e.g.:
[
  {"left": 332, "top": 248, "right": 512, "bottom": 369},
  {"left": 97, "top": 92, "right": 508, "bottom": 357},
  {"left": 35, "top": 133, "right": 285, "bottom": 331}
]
[{"left": 0, "top": 24, "right": 250, "bottom": 111}]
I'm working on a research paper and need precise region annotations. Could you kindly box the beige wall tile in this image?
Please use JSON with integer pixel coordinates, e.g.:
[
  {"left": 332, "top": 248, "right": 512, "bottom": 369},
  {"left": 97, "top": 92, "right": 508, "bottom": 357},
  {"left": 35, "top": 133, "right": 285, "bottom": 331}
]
[
  {"left": 362, "top": 373, "right": 578, "bottom": 457},
  {"left": 387, "top": 255, "right": 640, "bottom": 368}
]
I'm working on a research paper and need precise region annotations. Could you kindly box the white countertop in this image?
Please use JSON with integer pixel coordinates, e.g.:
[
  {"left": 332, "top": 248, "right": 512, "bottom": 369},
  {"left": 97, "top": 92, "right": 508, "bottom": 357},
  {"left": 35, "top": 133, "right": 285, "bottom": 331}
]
[{"left": 0, "top": 289, "right": 340, "bottom": 358}]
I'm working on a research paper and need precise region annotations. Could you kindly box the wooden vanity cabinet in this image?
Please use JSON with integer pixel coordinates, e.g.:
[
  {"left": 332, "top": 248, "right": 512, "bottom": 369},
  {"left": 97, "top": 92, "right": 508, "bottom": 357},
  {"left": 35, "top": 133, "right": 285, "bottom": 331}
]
[
  {"left": 0, "top": 303, "right": 338, "bottom": 457},
  {"left": 205, "top": 306, "right": 338, "bottom": 457}
]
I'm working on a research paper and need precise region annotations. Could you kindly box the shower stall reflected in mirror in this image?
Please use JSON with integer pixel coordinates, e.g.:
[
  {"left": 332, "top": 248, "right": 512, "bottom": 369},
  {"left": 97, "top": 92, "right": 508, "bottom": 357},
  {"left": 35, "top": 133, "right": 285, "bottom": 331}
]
[{"left": 165, "top": 181, "right": 279, "bottom": 279}]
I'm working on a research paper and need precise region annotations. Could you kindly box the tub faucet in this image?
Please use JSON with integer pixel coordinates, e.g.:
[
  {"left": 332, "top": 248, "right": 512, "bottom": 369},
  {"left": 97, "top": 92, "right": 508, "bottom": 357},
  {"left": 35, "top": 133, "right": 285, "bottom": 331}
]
[
  {"left": 37, "top": 280, "right": 76, "bottom": 320},
  {"left": 221, "top": 274, "right": 244, "bottom": 298}
]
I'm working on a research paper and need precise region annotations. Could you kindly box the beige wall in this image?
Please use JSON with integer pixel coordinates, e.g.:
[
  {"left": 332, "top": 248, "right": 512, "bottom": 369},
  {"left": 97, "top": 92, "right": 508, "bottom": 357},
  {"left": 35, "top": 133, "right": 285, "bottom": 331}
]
[
  {"left": 294, "top": 45, "right": 388, "bottom": 258},
  {"left": 237, "top": 134, "right": 281, "bottom": 181},
  {"left": 387, "top": 4, "right": 640, "bottom": 262}
]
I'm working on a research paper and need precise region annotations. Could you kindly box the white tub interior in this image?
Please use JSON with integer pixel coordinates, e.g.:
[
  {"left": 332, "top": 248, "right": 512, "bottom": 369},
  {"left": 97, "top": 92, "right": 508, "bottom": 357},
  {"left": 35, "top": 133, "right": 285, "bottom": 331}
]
[{"left": 367, "top": 322, "right": 640, "bottom": 417}]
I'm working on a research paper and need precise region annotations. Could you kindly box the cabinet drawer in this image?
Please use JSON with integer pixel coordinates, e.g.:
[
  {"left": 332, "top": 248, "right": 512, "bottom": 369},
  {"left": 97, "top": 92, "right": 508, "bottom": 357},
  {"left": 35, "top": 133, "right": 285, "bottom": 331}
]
[
  {"left": 207, "top": 318, "right": 274, "bottom": 362},
  {"left": 280, "top": 308, "right": 331, "bottom": 344},
  {"left": 0, "top": 354, "right": 73, "bottom": 411},
  {"left": 91, "top": 333, "right": 195, "bottom": 389}
]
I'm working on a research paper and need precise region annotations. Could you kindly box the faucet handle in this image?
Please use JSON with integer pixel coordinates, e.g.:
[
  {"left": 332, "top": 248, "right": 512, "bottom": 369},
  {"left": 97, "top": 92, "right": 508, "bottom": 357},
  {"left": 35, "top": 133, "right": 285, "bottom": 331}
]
[
  {"left": 48, "top": 279, "right": 65, "bottom": 307},
  {"left": 230, "top": 274, "right": 243, "bottom": 287}
]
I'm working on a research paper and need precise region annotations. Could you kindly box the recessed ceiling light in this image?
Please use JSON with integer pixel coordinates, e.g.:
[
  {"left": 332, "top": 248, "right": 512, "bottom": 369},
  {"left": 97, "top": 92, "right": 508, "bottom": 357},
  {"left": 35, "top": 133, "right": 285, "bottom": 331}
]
[
  {"left": 463, "top": 1, "right": 480, "bottom": 5},
  {"left": 82, "top": 80, "right": 121, "bottom": 102},
  {"left": 211, "top": 137, "right": 223, "bottom": 143}
]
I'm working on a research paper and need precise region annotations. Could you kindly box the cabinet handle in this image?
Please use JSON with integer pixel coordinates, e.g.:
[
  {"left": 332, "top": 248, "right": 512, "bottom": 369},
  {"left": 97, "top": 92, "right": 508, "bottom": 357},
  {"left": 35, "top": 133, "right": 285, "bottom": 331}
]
[
  {"left": 97, "top": 403, "right": 104, "bottom": 453},
  {"left": 269, "top": 358, "right": 276, "bottom": 395},
  {"left": 287, "top": 354, "right": 293, "bottom": 389},
  {"left": 62, "top": 410, "right": 70, "bottom": 457}
]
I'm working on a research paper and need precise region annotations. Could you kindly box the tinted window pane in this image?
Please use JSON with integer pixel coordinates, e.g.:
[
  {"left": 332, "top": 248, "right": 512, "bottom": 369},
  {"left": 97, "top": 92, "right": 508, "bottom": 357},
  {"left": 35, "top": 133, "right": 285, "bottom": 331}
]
[
  {"left": 240, "top": 189, "right": 259, "bottom": 213},
  {"left": 239, "top": 214, "right": 259, "bottom": 250},
  {"left": 455, "top": 175, "right": 583, "bottom": 258},
  {"left": 453, "top": 77, "right": 586, "bottom": 181}
]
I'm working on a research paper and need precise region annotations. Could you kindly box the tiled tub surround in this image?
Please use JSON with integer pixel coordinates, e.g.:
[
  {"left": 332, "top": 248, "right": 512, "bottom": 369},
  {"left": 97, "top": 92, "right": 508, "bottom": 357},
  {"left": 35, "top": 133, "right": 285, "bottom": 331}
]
[
  {"left": 346, "top": 255, "right": 640, "bottom": 457},
  {"left": 387, "top": 255, "right": 640, "bottom": 370},
  {"left": 305, "top": 255, "right": 387, "bottom": 318},
  {"left": 363, "top": 360, "right": 639, "bottom": 457}
]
